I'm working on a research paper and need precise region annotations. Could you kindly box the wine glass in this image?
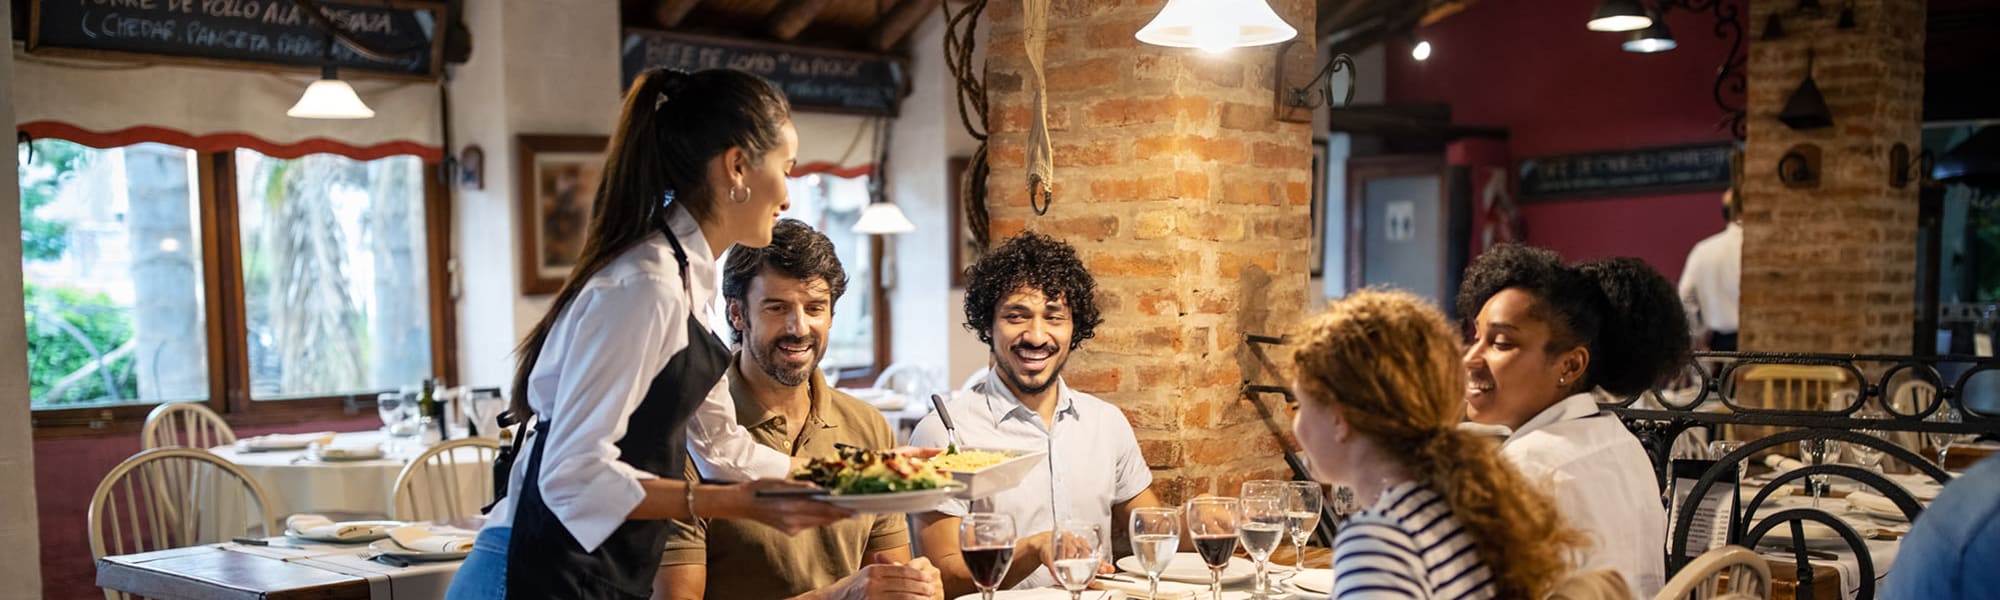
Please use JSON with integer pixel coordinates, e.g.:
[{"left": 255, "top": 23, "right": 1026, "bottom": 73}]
[
  {"left": 1926, "top": 405, "right": 1975, "bottom": 469},
  {"left": 1238, "top": 496, "right": 1288, "bottom": 598},
  {"left": 1050, "top": 520, "right": 1102, "bottom": 600},
  {"left": 1798, "top": 437, "right": 1843, "bottom": 506},
  {"left": 1240, "top": 480, "right": 1286, "bottom": 569},
  {"left": 1282, "top": 481, "right": 1323, "bottom": 573},
  {"left": 1185, "top": 497, "right": 1240, "bottom": 600},
  {"left": 959, "top": 513, "right": 1017, "bottom": 600},
  {"left": 1129, "top": 507, "right": 1180, "bottom": 600}
]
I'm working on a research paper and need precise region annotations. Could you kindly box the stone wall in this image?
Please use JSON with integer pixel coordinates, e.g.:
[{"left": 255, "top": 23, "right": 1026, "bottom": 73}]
[{"left": 983, "top": 0, "right": 1315, "bottom": 503}]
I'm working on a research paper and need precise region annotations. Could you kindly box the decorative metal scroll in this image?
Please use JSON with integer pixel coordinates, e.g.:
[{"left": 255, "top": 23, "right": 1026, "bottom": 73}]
[
  {"left": 1661, "top": 0, "right": 1749, "bottom": 140},
  {"left": 1610, "top": 351, "right": 2000, "bottom": 599}
]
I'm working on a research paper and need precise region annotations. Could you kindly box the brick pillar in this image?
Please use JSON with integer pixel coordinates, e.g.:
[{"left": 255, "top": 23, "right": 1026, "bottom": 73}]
[
  {"left": 1739, "top": 0, "right": 1923, "bottom": 353},
  {"left": 983, "top": 0, "right": 1314, "bottom": 504}
]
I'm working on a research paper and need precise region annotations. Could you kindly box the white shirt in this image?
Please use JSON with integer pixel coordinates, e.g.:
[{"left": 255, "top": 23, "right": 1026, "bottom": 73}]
[
  {"left": 909, "top": 373, "right": 1153, "bottom": 590},
  {"left": 484, "top": 204, "right": 789, "bottom": 552},
  {"left": 1501, "top": 393, "right": 1666, "bottom": 600},
  {"left": 1678, "top": 223, "right": 1741, "bottom": 335}
]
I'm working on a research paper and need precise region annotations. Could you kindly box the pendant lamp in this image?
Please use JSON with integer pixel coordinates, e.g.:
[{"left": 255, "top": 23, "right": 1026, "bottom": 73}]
[
  {"left": 1587, "top": 0, "right": 1653, "bottom": 32},
  {"left": 1137, "top": 0, "right": 1297, "bottom": 53},
  {"left": 288, "top": 66, "right": 375, "bottom": 119}
]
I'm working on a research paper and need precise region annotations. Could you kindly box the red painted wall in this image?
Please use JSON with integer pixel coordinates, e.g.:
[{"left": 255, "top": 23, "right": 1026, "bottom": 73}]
[
  {"left": 1387, "top": 0, "right": 1741, "bottom": 277},
  {"left": 36, "top": 416, "right": 380, "bottom": 600}
]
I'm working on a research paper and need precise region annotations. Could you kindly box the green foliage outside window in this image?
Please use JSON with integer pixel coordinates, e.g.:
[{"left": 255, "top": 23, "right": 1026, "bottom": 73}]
[{"left": 24, "top": 282, "right": 139, "bottom": 407}]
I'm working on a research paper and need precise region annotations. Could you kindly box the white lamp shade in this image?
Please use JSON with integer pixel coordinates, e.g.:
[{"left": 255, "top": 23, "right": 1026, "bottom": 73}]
[
  {"left": 287, "top": 78, "right": 376, "bottom": 119},
  {"left": 852, "top": 202, "right": 916, "bottom": 234},
  {"left": 1136, "top": 0, "right": 1298, "bottom": 53}
]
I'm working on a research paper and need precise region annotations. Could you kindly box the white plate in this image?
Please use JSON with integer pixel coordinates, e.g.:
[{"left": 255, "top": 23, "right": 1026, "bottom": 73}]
[
  {"left": 816, "top": 482, "right": 966, "bottom": 513},
  {"left": 285, "top": 520, "right": 402, "bottom": 543},
  {"left": 369, "top": 537, "right": 472, "bottom": 561},
  {"left": 308, "top": 445, "right": 385, "bottom": 461},
  {"left": 1286, "top": 568, "right": 1335, "bottom": 594},
  {"left": 1116, "top": 553, "right": 1255, "bottom": 585},
  {"left": 950, "top": 591, "right": 1093, "bottom": 600},
  {"left": 941, "top": 449, "right": 1048, "bottom": 500}
]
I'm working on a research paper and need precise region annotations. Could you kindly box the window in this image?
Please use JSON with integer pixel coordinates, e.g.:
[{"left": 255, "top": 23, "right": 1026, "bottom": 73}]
[
  {"left": 776, "top": 173, "right": 884, "bottom": 376},
  {"left": 20, "top": 139, "right": 452, "bottom": 433}
]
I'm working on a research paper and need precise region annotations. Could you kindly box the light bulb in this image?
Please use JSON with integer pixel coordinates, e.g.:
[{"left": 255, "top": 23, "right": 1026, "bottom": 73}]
[{"left": 1411, "top": 40, "right": 1433, "bottom": 61}]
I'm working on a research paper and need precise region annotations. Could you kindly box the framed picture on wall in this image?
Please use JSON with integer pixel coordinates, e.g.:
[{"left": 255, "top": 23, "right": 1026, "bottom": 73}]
[
  {"left": 947, "top": 156, "right": 980, "bottom": 287},
  {"left": 1311, "top": 139, "right": 1328, "bottom": 277},
  {"left": 516, "top": 134, "right": 609, "bottom": 295}
]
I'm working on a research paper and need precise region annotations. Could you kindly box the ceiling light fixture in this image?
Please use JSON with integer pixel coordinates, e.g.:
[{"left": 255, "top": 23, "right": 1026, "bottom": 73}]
[
  {"left": 287, "top": 66, "right": 375, "bottom": 119},
  {"left": 1136, "top": 0, "right": 1298, "bottom": 53},
  {"left": 1588, "top": 0, "right": 1654, "bottom": 32},
  {"left": 1622, "top": 11, "right": 1677, "bottom": 52},
  {"left": 1411, "top": 40, "right": 1433, "bottom": 61}
]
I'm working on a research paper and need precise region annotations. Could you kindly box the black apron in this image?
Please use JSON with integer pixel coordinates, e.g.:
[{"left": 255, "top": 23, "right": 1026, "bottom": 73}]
[{"left": 502, "top": 224, "right": 732, "bottom": 599}]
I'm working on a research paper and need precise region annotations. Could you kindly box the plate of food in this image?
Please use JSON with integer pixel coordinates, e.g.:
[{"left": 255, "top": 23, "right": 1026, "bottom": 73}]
[
  {"left": 792, "top": 447, "right": 966, "bottom": 513},
  {"left": 931, "top": 448, "right": 1046, "bottom": 500}
]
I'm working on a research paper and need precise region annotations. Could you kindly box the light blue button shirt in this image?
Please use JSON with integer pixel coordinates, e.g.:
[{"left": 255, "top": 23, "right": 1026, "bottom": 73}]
[{"left": 909, "top": 372, "right": 1153, "bottom": 590}]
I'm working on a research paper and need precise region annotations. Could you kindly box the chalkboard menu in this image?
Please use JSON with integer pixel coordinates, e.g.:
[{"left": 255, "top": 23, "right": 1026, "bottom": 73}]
[
  {"left": 622, "top": 29, "right": 905, "bottom": 116},
  {"left": 1519, "top": 142, "right": 1735, "bottom": 200},
  {"left": 29, "top": 0, "right": 444, "bottom": 78}
]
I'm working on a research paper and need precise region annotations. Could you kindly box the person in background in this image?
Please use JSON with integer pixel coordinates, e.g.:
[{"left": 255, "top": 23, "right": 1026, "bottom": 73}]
[
  {"left": 1458, "top": 244, "right": 1692, "bottom": 599},
  {"left": 909, "top": 232, "right": 1165, "bottom": 596},
  {"left": 1881, "top": 453, "right": 2000, "bottom": 599},
  {"left": 445, "top": 69, "right": 852, "bottom": 600},
  {"left": 1291, "top": 289, "right": 1582, "bottom": 599},
  {"left": 1679, "top": 189, "right": 1741, "bottom": 351},
  {"left": 653, "top": 219, "right": 941, "bottom": 600}
]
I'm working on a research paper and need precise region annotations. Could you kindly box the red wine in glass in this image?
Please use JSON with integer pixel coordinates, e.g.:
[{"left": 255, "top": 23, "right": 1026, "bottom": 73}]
[
  {"left": 963, "top": 546, "right": 1015, "bottom": 590},
  {"left": 1193, "top": 534, "right": 1237, "bottom": 568}
]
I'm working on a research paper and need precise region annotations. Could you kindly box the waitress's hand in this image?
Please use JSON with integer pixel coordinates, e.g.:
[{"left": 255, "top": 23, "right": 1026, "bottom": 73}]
[{"left": 719, "top": 479, "right": 855, "bottom": 535}]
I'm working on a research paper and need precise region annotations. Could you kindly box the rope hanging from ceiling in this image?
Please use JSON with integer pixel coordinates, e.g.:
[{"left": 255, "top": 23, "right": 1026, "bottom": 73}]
[
  {"left": 1021, "top": 0, "right": 1053, "bottom": 217},
  {"left": 942, "top": 0, "right": 993, "bottom": 248}
]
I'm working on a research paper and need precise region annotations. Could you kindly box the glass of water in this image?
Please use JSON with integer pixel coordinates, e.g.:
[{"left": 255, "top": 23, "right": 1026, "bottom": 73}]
[
  {"left": 1050, "top": 520, "right": 1102, "bottom": 600},
  {"left": 1129, "top": 507, "right": 1180, "bottom": 600},
  {"left": 1238, "top": 496, "right": 1287, "bottom": 598}
]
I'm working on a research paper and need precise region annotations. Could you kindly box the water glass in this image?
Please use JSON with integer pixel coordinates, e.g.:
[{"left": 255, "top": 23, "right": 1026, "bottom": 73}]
[
  {"left": 1185, "top": 497, "right": 1240, "bottom": 600},
  {"left": 1926, "top": 405, "right": 1975, "bottom": 468},
  {"left": 1050, "top": 520, "right": 1103, "bottom": 600},
  {"left": 959, "top": 513, "right": 1017, "bottom": 600},
  {"left": 1238, "top": 496, "right": 1287, "bottom": 598},
  {"left": 1850, "top": 430, "right": 1888, "bottom": 472},
  {"left": 1283, "top": 482, "right": 1324, "bottom": 572},
  {"left": 377, "top": 392, "right": 406, "bottom": 431},
  {"left": 1129, "top": 507, "right": 1180, "bottom": 600},
  {"left": 1798, "top": 437, "right": 1844, "bottom": 506}
]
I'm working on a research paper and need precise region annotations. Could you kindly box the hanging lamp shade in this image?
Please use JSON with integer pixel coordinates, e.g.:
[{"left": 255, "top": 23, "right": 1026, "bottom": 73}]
[
  {"left": 852, "top": 201, "right": 916, "bottom": 234},
  {"left": 1622, "top": 16, "right": 1677, "bottom": 52},
  {"left": 1778, "top": 50, "right": 1834, "bottom": 130},
  {"left": 1136, "top": 0, "right": 1298, "bottom": 53},
  {"left": 287, "top": 67, "right": 375, "bottom": 119},
  {"left": 1587, "top": 0, "right": 1653, "bottom": 32}
]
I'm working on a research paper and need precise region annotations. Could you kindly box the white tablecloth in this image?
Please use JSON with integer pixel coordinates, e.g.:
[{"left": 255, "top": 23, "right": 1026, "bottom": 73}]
[
  {"left": 1745, "top": 490, "right": 1912, "bottom": 600},
  {"left": 212, "top": 430, "right": 492, "bottom": 519}
]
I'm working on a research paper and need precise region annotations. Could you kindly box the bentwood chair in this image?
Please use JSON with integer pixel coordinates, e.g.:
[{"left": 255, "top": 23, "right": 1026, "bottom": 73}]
[
  {"left": 140, "top": 401, "right": 237, "bottom": 450},
  {"left": 389, "top": 437, "right": 501, "bottom": 522},
  {"left": 1655, "top": 545, "right": 1772, "bottom": 600},
  {"left": 89, "top": 448, "right": 276, "bottom": 600}
]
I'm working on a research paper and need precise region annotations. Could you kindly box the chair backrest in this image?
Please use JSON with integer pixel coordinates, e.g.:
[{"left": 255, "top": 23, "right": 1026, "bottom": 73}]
[
  {"left": 1550, "top": 569, "right": 1633, "bottom": 600},
  {"left": 1740, "top": 365, "right": 1848, "bottom": 412},
  {"left": 141, "top": 402, "right": 237, "bottom": 449},
  {"left": 1657, "top": 545, "right": 1772, "bottom": 600},
  {"left": 960, "top": 367, "right": 991, "bottom": 391},
  {"left": 390, "top": 438, "right": 501, "bottom": 522},
  {"left": 89, "top": 448, "right": 274, "bottom": 600}
]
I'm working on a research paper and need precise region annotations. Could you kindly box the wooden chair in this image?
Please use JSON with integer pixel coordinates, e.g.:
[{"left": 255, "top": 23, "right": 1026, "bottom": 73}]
[
  {"left": 389, "top": 437, "right": 501, "bottom": 522},
  {"left": 1656, "top": 545, "right": 1772, "bottom": 600},
  {"left": 140, "top": 402, "right": 236, "bottom": 450},
  {"left": 1739, "top": 365, "right": 1849, "bottom": 412},
  {"left": 1550, "top": 569, "right": 1633, "bottom": 600},
  {"left": 89, "top": 448, "right": 275, "bottom": 600}
]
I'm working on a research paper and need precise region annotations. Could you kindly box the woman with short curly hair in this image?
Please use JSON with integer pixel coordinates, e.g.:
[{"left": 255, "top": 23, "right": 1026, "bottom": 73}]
[{"left": 1457, "top": 244, "right": 1692, "bottom": 598}]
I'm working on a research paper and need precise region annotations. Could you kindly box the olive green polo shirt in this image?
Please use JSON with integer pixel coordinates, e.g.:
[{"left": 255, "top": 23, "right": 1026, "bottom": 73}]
[{"left": 660, "top": 356, "right": 910, "bottom": 598}]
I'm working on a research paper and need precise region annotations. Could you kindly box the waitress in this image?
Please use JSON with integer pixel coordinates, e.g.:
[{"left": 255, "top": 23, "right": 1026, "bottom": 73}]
[{"left": 445, "top": 68, "right": 851, "bottom": 600}]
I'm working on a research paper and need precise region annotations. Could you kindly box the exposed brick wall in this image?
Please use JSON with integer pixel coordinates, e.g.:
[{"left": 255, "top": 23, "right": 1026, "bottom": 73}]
[
  {"left": 1739, "top": 0, "right": 1923, "bottom": 354},
  {"left": 983, "top": 0, "right": 1315, "bottom": 505}
]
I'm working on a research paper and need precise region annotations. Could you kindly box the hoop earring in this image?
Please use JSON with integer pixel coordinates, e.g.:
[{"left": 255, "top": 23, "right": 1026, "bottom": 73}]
[{"left": 731, "top": 186, "right": 751, "bottom": 205}]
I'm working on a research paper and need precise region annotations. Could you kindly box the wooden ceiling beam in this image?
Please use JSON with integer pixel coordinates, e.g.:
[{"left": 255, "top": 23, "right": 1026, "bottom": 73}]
[
  {"left": 767, "top": 0, "right": 838, "bottom": 41},
  {"left": 866, "top": 0, "right": 935, "bottom": 51},
  {"left": 655, "top": 0, "right": 702, "bottom": 29}
]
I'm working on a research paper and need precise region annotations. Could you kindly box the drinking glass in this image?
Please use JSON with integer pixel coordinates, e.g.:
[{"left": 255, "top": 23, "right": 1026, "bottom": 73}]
[
  {"left": 1129, "top": 507, "right": 1181, "bottom": 600},
  {"left": 1239, "top": 479, "right": 1286, "bottom": 571},
  {"left": 1185, "top": 497, "right": 1240, "bottom": 600},
  {"left": 1850, "top": 431, "right": 1888, "bottom": 473},
  {"left": 1238, "top": 496, "right": 1288, "bottom": 598},
  {"left": 1282, "top": 482, "right": 1323, "bottom": 573},
  {"left": 959, "top": 513, "right": 1017, "bottom": 600},
  {"left": 1926, "top": 405, "right": 1975, "bottom": 468},
  {"left": 377, "top": 392, "right": 406, "bottom": 431},
  {"left": 1798, "top": 437, "right": 1843, "bottom": 506},
  {"left": 1050, "top": 520, "right": 1102, "bottom": 600}
]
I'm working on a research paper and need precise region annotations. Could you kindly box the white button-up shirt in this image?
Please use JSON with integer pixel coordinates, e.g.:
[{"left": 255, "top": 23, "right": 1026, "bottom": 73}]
[
  {"left": 910, "top": 372, "right": 1153, "bottom": 590},
  {"left": 1678, "top": 223, "right": 1741, "bottom": 335},
  {"left": 484, "top": 204, "right": 789, "bottom": 552},
  {"left": 1501, "top": 393, "right": 1666, "bottom": 599}
]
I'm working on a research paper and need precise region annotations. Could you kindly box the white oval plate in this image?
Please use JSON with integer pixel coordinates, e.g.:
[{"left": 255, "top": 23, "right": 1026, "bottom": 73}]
[
  {"left": 816, "top": 482, "right": 966, "bottom": 514},
  {"left": 369, "top": 537, "right": 471, "bottom": 561},
  {"left": 1116, "top": 553, "right": 1254, "bottom": 585},
  {"left": 1286, "top": 568, "right": 1335, "bottom": 594},
  {"left": 285, "top": 520, "right": 402, "bottom": 543}
]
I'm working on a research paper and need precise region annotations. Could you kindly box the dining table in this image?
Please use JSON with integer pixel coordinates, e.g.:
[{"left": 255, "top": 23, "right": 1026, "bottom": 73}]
[
  {"left": 211, "top": 429, "right": 493, "bottom": 519},
  {"left": 1734, "top": 470, "right": 1948, "bottom": 600},
  {"left": 95, "top": 518, "right": 480, "bottom": 600}
]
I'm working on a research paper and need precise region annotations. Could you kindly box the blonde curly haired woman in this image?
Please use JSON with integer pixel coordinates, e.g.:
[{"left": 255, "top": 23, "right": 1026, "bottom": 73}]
[{"left": 1290, "top": 290, "right": 1582, "bottom": 599}]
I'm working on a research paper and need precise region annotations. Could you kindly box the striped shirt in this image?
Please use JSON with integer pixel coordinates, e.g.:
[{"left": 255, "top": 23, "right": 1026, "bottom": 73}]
[{"left": 1330, "top": 481, "right": 1495, "bottom": 600}]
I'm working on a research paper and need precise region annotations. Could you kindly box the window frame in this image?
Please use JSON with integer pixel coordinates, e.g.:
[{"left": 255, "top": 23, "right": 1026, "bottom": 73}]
[{"left": 28, "top": 149, "right": 459, "bottom": 438}]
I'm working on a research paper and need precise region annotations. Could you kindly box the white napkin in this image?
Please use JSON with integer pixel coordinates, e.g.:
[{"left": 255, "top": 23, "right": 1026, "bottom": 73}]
[
  {"left": 1094, "top": 576, "right": 1202, "bottom": 599},
  {"left": 237, "top": 431, "right": 336, "bottom": 451},
  {"left": 1763, "top": 454, "right": 1808, "bottom": 474},
  {"left": 285, "top": 514, "right": 390, "bottom": 540},
  {"left": 310, "top": 440, "right": 384, "bottom": 460},
  {"left": 1844, "top": 491, "right": 1906, "bottom": 520},
  {"left": 388, "top": 525, "right": 475, "bottom": 553}
]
